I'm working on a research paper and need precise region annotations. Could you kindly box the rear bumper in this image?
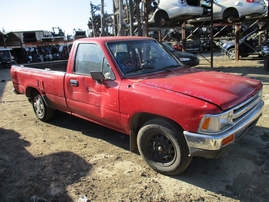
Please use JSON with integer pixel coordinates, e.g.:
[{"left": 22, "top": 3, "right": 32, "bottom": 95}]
[{"left": 183, "top": 99, "right": 264, "bottom": 158}]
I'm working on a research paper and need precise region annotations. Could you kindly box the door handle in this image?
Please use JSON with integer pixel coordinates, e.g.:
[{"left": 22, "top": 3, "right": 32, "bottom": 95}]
[{"left": 70, "top": 79, "right": 78, "bottom": 86}]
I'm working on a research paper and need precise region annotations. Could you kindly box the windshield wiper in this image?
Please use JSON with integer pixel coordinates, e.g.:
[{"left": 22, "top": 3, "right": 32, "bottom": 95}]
[
  {"left": 161, "top": 65, "right": 179, "bottom": 71},
  {"left": 124, "top": 66, "right": 155, "bottom": 74}
]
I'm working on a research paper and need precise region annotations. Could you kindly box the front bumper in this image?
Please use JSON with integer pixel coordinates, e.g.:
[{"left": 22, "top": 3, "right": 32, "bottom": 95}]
[{"left": 183, "top": 99, "right": 264, "bottom": 158}]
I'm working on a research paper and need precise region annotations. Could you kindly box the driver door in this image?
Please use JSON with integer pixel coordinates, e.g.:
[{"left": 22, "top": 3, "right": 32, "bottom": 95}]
[{"left": 64, "top": 43, "right": 121, "bottom": 130}]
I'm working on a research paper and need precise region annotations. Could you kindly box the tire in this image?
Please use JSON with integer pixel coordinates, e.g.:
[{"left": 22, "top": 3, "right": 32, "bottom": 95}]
[
  {"left": 227, "top": 48, "right": 236, "bottom": 60},
  {"left": 227, "top": 16, "right": 235, "bottom": 23},
  {"left": 137, "top": 118, "right": 192, "bottom": 176},
  {"left": 264, "top": 56, "right": 269, "bottom": 71},
  {"left": 223, "top": 8, "right": 238, "bottom": 23},
  {"left": 31, "top": 91, "right": 55, "bottom": 121}
]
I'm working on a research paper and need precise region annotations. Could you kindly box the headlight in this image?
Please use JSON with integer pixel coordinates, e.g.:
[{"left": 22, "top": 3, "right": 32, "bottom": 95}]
[
  {"left": 198, "top": 111, "right": 234, "bottom": 134},
  {"left": 179, "top": 57, "right": 191, "bottom": 62}
]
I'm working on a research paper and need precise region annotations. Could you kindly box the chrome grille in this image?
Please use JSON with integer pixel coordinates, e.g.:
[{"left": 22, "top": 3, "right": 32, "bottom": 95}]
[{"left": 232, "top": 91, "right": 262, "bottom": 124}]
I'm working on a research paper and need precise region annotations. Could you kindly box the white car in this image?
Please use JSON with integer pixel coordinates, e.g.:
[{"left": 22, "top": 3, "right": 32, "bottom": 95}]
[
  {"left": 140, "top": 0, "right": 204, "bottom": 26},
  {"left": 189, "top": 0, "right": 267, "bottom": 23}
]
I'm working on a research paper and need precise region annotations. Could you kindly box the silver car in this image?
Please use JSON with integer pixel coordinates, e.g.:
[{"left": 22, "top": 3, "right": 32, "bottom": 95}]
[
  {"left": 189, "top": 0, "right": 267, "bottom": 23},
  {"left": 141, "top": 0, "right": 204, "bottom": 26}
]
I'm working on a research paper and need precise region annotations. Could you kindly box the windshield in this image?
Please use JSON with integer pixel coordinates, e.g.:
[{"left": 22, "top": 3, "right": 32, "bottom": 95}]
[{"left": 107, "top": 39, "right": 182, "bottom": 76}]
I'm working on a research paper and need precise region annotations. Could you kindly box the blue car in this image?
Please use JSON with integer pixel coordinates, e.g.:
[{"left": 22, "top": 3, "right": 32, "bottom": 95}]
[{"left": 222, "top": 29, "right": 269, "bottom": 60}]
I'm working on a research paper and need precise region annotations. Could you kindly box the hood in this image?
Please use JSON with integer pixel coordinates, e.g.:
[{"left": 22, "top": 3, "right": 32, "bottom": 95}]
[{"left": 133, "top": 68, "right": 261, "bottom": 110}]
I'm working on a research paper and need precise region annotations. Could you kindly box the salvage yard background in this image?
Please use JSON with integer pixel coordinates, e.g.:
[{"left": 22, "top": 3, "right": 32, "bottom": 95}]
[{"left": 0, "top": 53, "right": 269, "bottom": 202}]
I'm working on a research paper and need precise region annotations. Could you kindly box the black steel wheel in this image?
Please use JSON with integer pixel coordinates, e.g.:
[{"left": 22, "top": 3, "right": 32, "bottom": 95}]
[
  {"left": 137, "top": 118, "right": 192, "bottom": 175},
  {"left": 31, "top": 91, "right": 54, "bottom": 121}
]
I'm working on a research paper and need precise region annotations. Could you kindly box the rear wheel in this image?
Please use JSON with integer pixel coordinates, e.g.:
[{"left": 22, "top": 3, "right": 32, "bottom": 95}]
[
  {"left": 154, "top": 11, "right": 169, "bottom": 27},
  {"left": 223, "top": 8, "right": 239, "bottom": 23},
  {"left": 137, "top": 118, "right": 192, "bottom": 176},
  {"left": 31, "top": 91, "right": 55, "bottom": 121},
  {"left": 227, "top": 16, "right": 235, "bottom": 23}
]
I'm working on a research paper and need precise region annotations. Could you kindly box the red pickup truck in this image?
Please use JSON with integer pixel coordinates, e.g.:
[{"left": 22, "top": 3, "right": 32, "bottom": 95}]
[{"left": 11, "top": 36, "right": 264, "bottom": 175}]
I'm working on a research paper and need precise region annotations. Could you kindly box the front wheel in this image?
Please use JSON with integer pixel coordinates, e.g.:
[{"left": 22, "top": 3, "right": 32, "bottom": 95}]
[
  {"left": 31, "top": 91, "right": 55, "bottom": 121},
  {"left": 227, "top": 48, "right": 236, "bottom": 60},
  {"left": 137, "top": 118, "right": 192, "bottom": 176}
]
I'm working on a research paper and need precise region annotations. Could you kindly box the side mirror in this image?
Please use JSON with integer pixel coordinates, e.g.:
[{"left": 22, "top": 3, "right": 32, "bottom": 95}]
[{"left": 90, "top": 71, "right": 105, "bottom": 83}]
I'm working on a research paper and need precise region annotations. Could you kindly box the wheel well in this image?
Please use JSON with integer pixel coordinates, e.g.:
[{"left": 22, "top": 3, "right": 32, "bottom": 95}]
[
  {"left": 226, "top": 46, "right": 235, "bottom": 52},
  {"left": 129, "top": 113, "right": 183, "bottom": 152},
  {"left": 227, "top": 46, "right": 235, "bottom": 51},
  {"left": 25, "top": 87, "right": 54, "bottom": 108},
  {"left": 223, "top": 8, "right": 239, "bottom": 19},
  {"left": 26, "top": 87, "right": 39, "bottom": 99},
  {"left": 154, "top": 10, "right": 169, "bottom": 22}
]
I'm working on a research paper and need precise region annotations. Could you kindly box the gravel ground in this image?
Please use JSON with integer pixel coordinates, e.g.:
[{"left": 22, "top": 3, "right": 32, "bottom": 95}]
[{"left": 0, "top": 52, "right": 269, "bottom": 202}]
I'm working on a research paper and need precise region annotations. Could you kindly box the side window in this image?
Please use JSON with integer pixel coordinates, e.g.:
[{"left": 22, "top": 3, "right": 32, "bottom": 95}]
[{"left": 74, "top": 43, "right": 102, "bottom": 74}]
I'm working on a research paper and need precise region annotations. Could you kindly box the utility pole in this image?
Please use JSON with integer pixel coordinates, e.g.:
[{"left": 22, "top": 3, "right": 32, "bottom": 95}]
[
  {"left": 144, "top": 0, "right": 149, "bottom": 37},
  {"left": 118, "top": 0, "right": 124, "bottom": 36},
  {"left": 113, "top": 0, "right": 118, "bottom": 36},
  {"left": 1, "top": 34, "right": 7, "bottom": 48},
  {"left": 90, "top": 2, "right": 96, "bottom": 37},
  {"left": 136, "top": 0, "right": 142, "bottom": 36},
  {"left": 100, "top": 0, "right": 105, "bottom": 36},
  {"left": 129, "top": 0, "right": 134, "bottom": 36}
]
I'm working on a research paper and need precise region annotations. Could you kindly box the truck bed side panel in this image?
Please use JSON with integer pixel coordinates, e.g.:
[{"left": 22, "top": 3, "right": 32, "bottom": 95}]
[{"left": 11, "top": 66, "right": 70, "bottom": 112}]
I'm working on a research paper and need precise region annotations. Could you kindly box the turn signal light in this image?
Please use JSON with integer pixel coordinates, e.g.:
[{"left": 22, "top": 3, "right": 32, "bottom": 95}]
[
  {"left": 201, "top": 117, "right": 210, "bottom": 130},
  {"left": 222, "top": 134, "right": 235, "bottom": 146}
]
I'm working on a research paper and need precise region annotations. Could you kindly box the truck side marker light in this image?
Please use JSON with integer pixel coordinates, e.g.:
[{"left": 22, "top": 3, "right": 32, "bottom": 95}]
[{"left": 222, "top": 134, "right": 235, "bottom": 146}]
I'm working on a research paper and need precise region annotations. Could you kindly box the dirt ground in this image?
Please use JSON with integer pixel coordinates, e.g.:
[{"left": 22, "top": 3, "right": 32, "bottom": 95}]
[{"left": 0, "top": 53, "right": 269, "bottom": 202}]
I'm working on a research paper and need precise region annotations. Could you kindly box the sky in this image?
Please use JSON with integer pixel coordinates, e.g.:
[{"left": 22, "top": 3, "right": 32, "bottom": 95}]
[{"left": 0, "top": 0, "right": 113, "bottom": 35}]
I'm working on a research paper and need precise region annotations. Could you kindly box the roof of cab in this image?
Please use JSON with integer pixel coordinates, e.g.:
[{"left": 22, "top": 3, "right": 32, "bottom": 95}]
[
  {"left": 75, "top": 36, "right": 154, "bottom": 43},
  {"left": 0, "top": 47, "right": 13, "bottom": 51}
]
